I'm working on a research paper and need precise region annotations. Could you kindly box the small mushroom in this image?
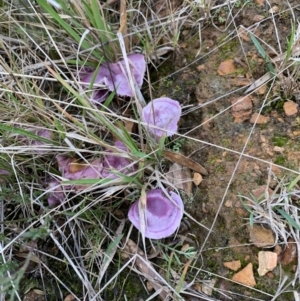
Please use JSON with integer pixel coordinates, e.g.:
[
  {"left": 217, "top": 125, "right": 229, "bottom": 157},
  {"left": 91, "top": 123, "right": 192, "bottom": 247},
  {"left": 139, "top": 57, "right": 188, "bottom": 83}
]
[
  {"left": 14, "top": 127, "right": 53, "bottom": 154},
  {"left": 47, "top": 179, "right": 65, "bottom": 207},
  {"left": 79, "top": 53, "right": 146, "bottom": 103},
  {"left": 142, "top": 97, "right": 181, "bottom": 137},
  {"left": 101, "top": 140, "right": 137, "bottom": 179},
  {"left": 128, "top": 188, "right": 184, "bottom": 239},
  {"left": 0, "top": 169, "right": 10, "bottom": 175},
  {"left": 56, "top": 155, "right": 102, "bottom": 191},
  {"left": 31, "top": 129, "right": 53, "bottom": 153}
]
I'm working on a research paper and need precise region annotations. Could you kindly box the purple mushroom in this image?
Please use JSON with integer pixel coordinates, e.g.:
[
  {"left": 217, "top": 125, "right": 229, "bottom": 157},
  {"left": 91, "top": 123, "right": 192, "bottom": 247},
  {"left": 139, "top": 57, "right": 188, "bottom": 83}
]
[
  {"left": 31, "top": 129, "right": 53, "bottom": 153},
  {"left": 128, "top": 188, "right": 184, "bottom": 239},
  {"left": 47, "top": 179, "right": 66, "bottom": 207},
  {"left": 80, "top": 53, "right": 146, "bottom": 103},
  {"left": 0, "top": 169, "right": 10, "bottom": 175},
  {"left": 14, "top": 127, "right": 53, "bottom": 154},
  {"left": 142, "top": 97, "right": 181, "bottom": 137},
  {"left": 56, "top": 155, "right": 102, "bottom": 191},
  {"left": 101, "top": 140, "right": 136, "bottom": 179}
]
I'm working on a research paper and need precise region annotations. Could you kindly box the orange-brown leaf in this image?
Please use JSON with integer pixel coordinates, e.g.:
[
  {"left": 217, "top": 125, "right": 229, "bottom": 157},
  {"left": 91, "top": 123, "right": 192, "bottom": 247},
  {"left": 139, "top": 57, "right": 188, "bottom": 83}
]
[{"left": 163, "top": 150, "right": 208, "bottom": 176}]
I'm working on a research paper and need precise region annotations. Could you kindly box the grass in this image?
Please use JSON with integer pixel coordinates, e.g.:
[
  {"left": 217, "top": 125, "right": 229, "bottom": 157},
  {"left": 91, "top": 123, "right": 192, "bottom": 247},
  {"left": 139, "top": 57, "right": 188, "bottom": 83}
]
[
  {"left": 239, "top": 173, "right": 300, "bottom": 285},
  {"left": 1, "top": 0, "right": 300, "bottom": 300}
]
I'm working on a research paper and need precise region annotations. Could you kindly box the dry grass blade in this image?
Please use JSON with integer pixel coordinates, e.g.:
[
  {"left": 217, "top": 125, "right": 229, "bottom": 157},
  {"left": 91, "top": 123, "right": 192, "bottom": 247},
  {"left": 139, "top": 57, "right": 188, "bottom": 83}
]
[
  {"left": 119, "top": 0, "right": 128, "bottom": 51},
  {"left": 124, "top": 239, "right": 169, "bottom": 300},
  {"left": 96, "top": 218, "right": 125, "bottom": 287}
]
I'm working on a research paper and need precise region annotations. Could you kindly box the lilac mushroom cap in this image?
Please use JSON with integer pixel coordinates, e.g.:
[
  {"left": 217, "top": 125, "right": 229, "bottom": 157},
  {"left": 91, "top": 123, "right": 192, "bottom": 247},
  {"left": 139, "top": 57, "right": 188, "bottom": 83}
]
[
  {"left": 142, "top": 97, "right": 182, "bottom": 137},
  {"left": 47, "top": 179, "right": 65, "bottom": 207},
  {"left": 14, "top": 127, "right": 53, "bottom": 154},
  {"left": 31, "top": 129, "right": 53, "bottom": 151},
  {"left": 80, "top": 53, "right": 146, "bottom": 103},
  {"left": 0, "top": 169, "right": 10, "bottom": 175},
  {"left": 114, "top": 53, "right": 146, "bottom": 97},
  {"left": 101, "top": 141, "right": 136, "bottom": 179},
  {"left": 128, "top": 189, "right": 184, "bottom": 239},
  {"left": 79, "top": 66, "right": 111, "bottom": 103},
  {"left": 56, "top": 155, "right": 102, "bottom": 191}
]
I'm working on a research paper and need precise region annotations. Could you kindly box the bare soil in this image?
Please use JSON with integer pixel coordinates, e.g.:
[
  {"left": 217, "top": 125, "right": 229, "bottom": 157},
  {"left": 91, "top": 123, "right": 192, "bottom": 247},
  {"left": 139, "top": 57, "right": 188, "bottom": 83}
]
[{"left": 143, "top": 1, "right": 300, "bottom": 300}]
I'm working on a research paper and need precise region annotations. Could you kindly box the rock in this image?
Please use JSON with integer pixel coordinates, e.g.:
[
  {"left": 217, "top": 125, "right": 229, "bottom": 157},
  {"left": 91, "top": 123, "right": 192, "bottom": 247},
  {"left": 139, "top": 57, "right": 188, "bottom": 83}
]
[
  {"left": 232, "top": 263, "right": 256, "bottom": 287},
  {"left": 225, "top": 200, "right": 233, "bottom": 207},
  {"left": 64, "top": 295, "right": 76, "bottom": 301},
  {"left": 202, "top": 116, "right": 214, "bottom": 130},
  {"left": 292, "top": 130, "right": 300, "bottom": 136},
  {"left": 254, "top": 84, "right": 267, "bottom": 95},
  {"left": 269, "top": 6, "right": 279, "bottom": 14},
  {"left": 274, "top": 245, "right": 282, "bottom": 256},
  {"left": 196, "top": 64, "right": 205, "bottom": 71},
  {"left": 231, "top": 96, "right": 253, "bottom": 123},
  {"left": 193, "top": 172, "right": 203, "bottom": 186},
  {"left": 250, "top": 112, "right": 270, "bottom": 124},
  {"left": 181, "top": 244, "right": 190, "bottom": 252},
  {"left": 238, "top": 27, "right": 250, "bottom": 42},
  {"left": 270, "top": 164, "right": 282, "bottom": 175},
  {"left": 217, "top": 59, "right": 237, "bottom": 75},
  {"left": 146, "top": 281, "right": 154, "bottom": 292},
  {"left": 233, "top": 77, "right": 252, "bottom": 86},
  {"left": 266, "top": 271, "right": 275, "bottom": 278},
  {"left": 284, "top": 101, "right": 298, "bottom": 116},
  {"left": 23, "top": 290, "right": 46, "bottom": 301},
  {"left": 273, "top": 146, "right": 284, "bottom": 153},
  {"left": 260, "top": 134, "right": 274, "bottom": 157},
  {"left": 249, "top": 225, "right": 275, "bottom": 247},
  {"left": 253, "top": 15, "right": 265, "bottom": 22},
  {"left": 254, "top": 0, "right": 264, "bottom": 5},
  {"left": 180, "top": 42, "right": 187, "bottom": 49},
  {"left": 194, "top": 283, "right": 201, "bottom": 292},
  {"left": 223, "top": 260, "right": 241, "bottom": 271},
  {"left": 257, "top": 251, "right": 278, "bottom": 276},
  {"left": 280, "top": 238, "right": 298, "bottom": 266},
  {"left": 201, "top": 278, "right": 217, "bottom": 296}
]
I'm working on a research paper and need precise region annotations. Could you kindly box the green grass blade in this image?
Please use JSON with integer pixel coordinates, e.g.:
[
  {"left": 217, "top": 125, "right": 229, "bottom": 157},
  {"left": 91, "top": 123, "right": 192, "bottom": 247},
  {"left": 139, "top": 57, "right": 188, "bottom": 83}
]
[
  {"left": 100, "top": 91, "right": 115, "bottom": 110},
  {"left": 61, "top": 178, "right": 109, "bottom": 186},
  {"left": 36, "top": 0, "right": 90, "bottom": 50},
  {"left": 90, "top": 0, "right": 108, "bottom": 36},
  {"left": 287, "top": 174, "right": 300, "bottom": 191},
  {"left": 250, "top": 33, "right": 267, "bottom": 59},
  {"left": 249, "top": 213, "right": 254, "bottom": 228},
  {"left": 82, "top": 0, "right": 95, "bottom": 25},
  {"left": 0, "top": 124, "right": 54, "bottom": 145},
  {"left": 103, "top": 234, "right": 123, "bottom": 266},
  {"left": 114, "top": 121, "right": 139, "bottom": 153},
  {"left": 250, "top": 33, "right": 275, "bottom": 74},
  {"left": 66, "top": 60, "right": 97, "bottom": 67},
  {"left": 276, "top": 208, "right": 300, "bottom": 231},
  {"left": 62, "top": 171, "right": 141, "bottom": 186},
  {"left": 286, "top": 23, "right": 295, "bottom": 61},
  {"left": 53, "top": 118, "right": 66, "bottom": 140},
  {"left": 238, "top": 196, "right": 253, "bottom": 215}
]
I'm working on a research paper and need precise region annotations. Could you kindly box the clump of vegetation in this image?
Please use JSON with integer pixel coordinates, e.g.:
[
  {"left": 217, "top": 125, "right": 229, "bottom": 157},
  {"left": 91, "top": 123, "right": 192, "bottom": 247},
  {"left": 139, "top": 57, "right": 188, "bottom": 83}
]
[
  {"left": 240, "top": 173, "right": 300, "bottom": 287},
  {"left": 1, "top": 0, "right": 300, "bottom": 300}
]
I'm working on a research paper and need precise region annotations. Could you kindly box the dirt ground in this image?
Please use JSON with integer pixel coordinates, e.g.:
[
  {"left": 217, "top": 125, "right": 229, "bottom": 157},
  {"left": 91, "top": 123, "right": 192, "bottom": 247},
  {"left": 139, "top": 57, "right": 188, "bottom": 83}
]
[{"left": 141, "top": 1, "right": 300, "bottom": 300}]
